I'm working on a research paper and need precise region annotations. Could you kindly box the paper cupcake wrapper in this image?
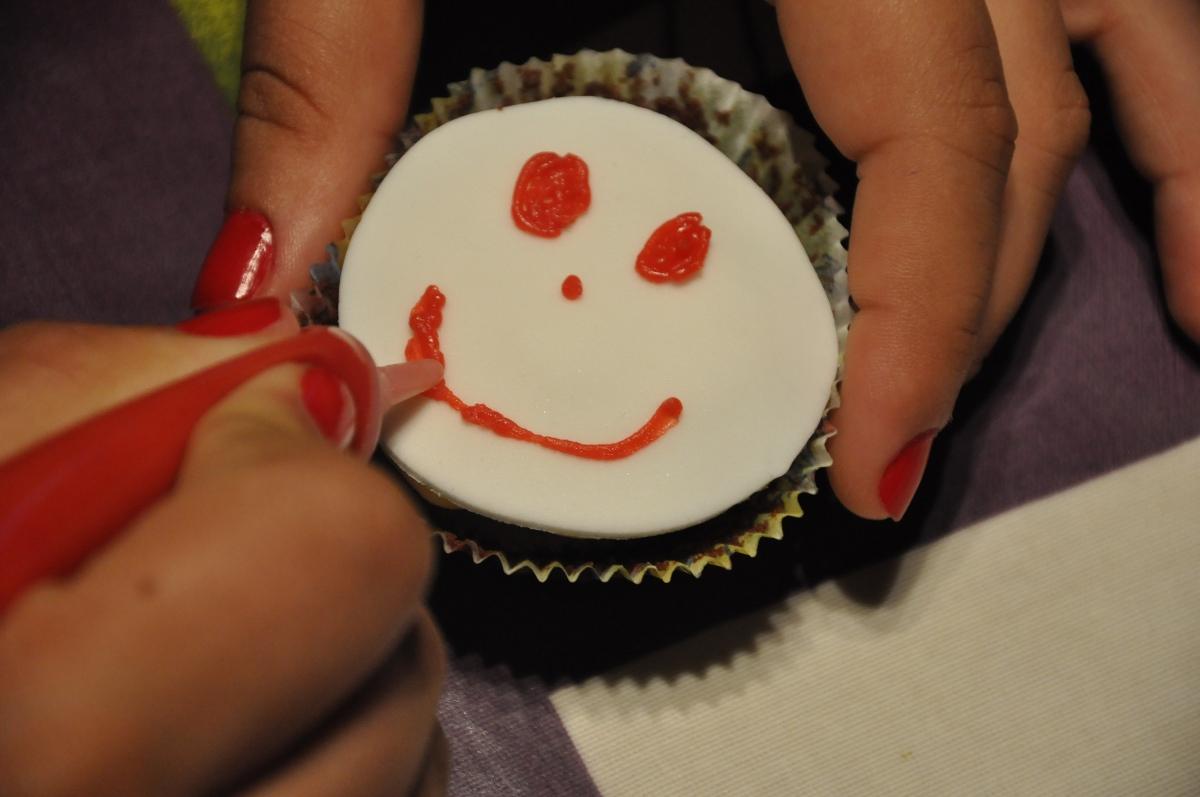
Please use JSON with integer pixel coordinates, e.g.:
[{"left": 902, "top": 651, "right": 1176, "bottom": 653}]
[
  {"left": 424, "top": 443, "right": 825, "bottom": 584},
  {"left": 300, "top": 50, "right": 851, "bottom": 584}
]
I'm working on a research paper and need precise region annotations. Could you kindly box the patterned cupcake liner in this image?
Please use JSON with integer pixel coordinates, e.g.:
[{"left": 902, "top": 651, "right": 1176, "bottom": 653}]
[{"left": 299, "top": 50, "right": 851, "bottom": 583}]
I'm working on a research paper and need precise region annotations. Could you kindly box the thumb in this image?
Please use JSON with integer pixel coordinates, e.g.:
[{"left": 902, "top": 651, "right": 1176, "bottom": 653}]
[
  {"left": 183, "top": 333, "right": 441, "bottom": 472},
  {"left": 181, "top": 359, "right": 361, "bottom": 480},
  {"left": 192, "top": 0, "right": 423, "bottom": 311},
  {"left": 0, "top": 318, "right": 439, "bottom": 611},
  {"left": 187, "top": 357, "right": 360, "bottom": 470}
]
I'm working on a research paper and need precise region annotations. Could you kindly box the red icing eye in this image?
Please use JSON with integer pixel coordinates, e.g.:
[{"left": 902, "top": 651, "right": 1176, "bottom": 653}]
[
  {"left": 635, "top": 212, "right": 711, "bottom": 283},
  {"left": 511, "top": 152, "right": 591, "bottom": 238}
]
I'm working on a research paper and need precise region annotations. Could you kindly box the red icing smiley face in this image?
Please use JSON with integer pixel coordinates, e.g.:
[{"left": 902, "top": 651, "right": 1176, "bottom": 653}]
[
  {"left": 404, "top": 152, "right": 711, "bottom": 461},
  {"left": 338, "top": 97, "right": 837, "bottom": 538}
]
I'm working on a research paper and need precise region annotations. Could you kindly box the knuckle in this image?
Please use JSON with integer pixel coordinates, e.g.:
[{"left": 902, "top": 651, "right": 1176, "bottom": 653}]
[
  {"left": 949, "top": 91, "right": 1019, "bottom": 175},
  {"left": 1027, "top": 69, "right": 1092, "bottom": 162},
  {"left": 1054, "top": 69, "right": 1092, "bottom": 147},
  {"left": 948, "top": 44, "right": 1018, "bottom": 122},
  {"left": 186, "top": 366, "right": 322, "bottom": 464},
  {"left": 191, "top": 401, "right": 301, "bottom": 456},
  {"left": 958, "top": 77, "right": 1018, "bottom": 139},
  {"left": 237, "top": 64, "right": 333, "bottom": 146},
  {"left": 930, "top": 45, "right": 1019, "bottom": 175}
]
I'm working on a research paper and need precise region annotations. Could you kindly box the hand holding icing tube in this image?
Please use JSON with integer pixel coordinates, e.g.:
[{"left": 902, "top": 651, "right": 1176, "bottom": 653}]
[{"left": 0, "top": 301, "right": 447, "bottom": 794}]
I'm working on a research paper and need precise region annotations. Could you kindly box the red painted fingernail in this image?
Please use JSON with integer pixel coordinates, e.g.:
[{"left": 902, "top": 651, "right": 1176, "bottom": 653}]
[
  {"left": 301, "top": 367, "right": 354, "bottom": 447},
  {"left": 176, "top": 297, "right": 284, "bottom": 336},
  {"left": 878, "top": 429, "right": 938, "bottom": 521},
  {"left": 192, "top": 210, "right": 275, "bottom": 310}
]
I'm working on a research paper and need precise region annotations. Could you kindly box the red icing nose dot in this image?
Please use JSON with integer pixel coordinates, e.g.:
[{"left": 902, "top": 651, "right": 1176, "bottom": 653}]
[
  {"left": 511, "top": 152, "right": 591, "bottom": 238},
  {"left": 635, "top": 212, "right": 711, "bottom": 283},
  {"left": 561, "top": 274, "right": 583, "bottom": 300}
]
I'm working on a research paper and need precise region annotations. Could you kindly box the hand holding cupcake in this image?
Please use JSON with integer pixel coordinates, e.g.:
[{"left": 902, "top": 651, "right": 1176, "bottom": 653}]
[{"left": 198, "top": 0, "right": 1200, "bottom": 525}]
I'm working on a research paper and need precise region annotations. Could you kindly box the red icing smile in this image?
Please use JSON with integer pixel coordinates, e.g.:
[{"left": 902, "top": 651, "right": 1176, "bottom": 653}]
[{"left": 405, "top": 286, "right": 682, "bottom": 461}]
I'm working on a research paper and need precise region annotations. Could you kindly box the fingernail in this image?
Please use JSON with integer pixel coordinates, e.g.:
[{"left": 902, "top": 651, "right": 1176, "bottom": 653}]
[
  {"left": 176, "top": 297, "right": 284, "bottom": 336},
  {"left": 378, "top": 360, "right": 444, "bottom": 407},
  {"left": 192, "top": 210, "right": 275, "bottom": 311},
  {"left": 301, "top": 367, "right": 355, "bottom": 448},
  {"left": 878, "top": 429, "right": 938, "bottom": 521}
]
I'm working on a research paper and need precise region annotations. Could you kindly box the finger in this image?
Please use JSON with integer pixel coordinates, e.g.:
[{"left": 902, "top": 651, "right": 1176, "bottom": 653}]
[
  {"left": 192, "top": 0, "right": 423, "bottom": 310},
  {"left": 0, "top": 359, "right": 434, "bottom": 795},
  {"left": 1061, "top": 0, "right": 1200, "bottom": 340},
  {"left": 242, "top": 611, "right": 446, "bottom": 797},
  {"left": 776, "top": 0, "right": 1017, "bottom": 519},
  {"left": 0, "top": 299, "right": 298, "bottom": 460},
  {"left": 981, "top": 0, "right": 1091, "bottom": 350},
  {"left": 408, "top": 726, "right": 451, "bottom": 797}
]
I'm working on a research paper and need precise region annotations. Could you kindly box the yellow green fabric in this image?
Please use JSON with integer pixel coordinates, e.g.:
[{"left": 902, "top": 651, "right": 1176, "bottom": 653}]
[{"left": 170, "top": 0, "right": 245, "bottom": 105}]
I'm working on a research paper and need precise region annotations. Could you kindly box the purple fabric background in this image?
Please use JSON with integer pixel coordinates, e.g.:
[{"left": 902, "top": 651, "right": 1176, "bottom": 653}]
[
  {"left": 2, "top": 1, "right": 1197, "bottom": 795},
  {"left": 0, "top": 0, "right": 226, "bottom": 326},
  {"left": 922, "top": 150, "right": 1200, "bottom": 534}
]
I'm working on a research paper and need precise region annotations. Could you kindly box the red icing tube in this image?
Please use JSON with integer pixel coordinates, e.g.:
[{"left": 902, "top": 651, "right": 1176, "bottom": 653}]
[
  {"left": 405, "top": 286, "right": 681, "bottom": 460},
  {"left": 0, "top": 328, "right": 381, "bottom": 614}
]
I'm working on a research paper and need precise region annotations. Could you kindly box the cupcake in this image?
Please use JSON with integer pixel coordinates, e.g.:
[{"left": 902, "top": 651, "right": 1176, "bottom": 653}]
[{"left": 310, "top": 52, "right": 849, "bottom": 582}]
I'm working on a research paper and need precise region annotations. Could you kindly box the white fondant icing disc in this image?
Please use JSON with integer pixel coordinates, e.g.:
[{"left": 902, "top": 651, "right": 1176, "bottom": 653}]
[{"left": 340, "top": 97, "right": 837, "bottom": 539}]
